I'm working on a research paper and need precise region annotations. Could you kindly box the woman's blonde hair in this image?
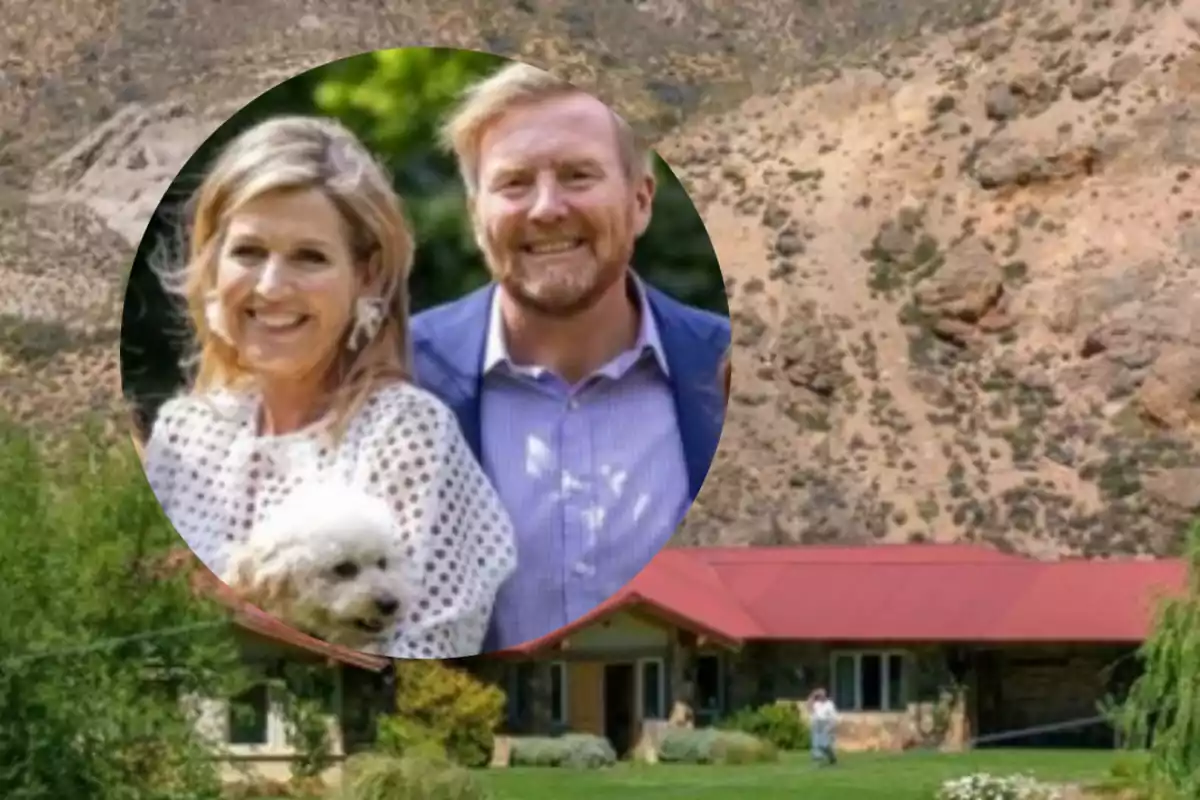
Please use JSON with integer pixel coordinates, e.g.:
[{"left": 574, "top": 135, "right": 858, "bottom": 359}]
[
  {"left": 440, "top": 61, "right": 656, "bottom": 197},
  {"left": 160, "top": 115, "right": 415, "bottom": 438}
]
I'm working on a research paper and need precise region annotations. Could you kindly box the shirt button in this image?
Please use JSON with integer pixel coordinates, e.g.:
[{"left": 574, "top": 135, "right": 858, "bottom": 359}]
[{"left": 567, "top": 398, "right": 580, "bottom": 411}]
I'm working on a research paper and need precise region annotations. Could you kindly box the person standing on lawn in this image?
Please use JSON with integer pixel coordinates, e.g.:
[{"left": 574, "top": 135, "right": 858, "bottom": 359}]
[{"left": 808, "top": 687, "right": 839, "bottom": 765}]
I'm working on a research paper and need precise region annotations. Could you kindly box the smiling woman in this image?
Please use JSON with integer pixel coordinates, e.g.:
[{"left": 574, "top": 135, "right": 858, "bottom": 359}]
[
  {"left": 138, "top": 115, "right": 517, "bottom": 659},
  {"left": 213, "top": 188, "right": 362, "bottom": 414}
]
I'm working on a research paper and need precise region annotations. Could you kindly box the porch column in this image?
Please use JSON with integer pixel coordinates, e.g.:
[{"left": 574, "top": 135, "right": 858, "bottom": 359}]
[
  {"left": 669, "top": 632, "right": 694, "bottom": 706},
  {"left": 667, "top": 632, "right": 696, "bottom": 727}
]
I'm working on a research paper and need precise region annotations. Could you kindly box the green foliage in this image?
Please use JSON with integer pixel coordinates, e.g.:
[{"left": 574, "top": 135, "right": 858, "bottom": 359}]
[
  {"left": 276, "top": 663, "right": 337, "bottom": 780},
  {"left": 0, "top": 419, "right": 246, "bottom": 800},
  {"left": 1092, "top": 752, "right": 1176, "bottom": 800},
  {"left": 717, "top": 702, "right": 811, "bottom": 751},
  {"left": 508, "top": 734, "right": 617, "bottom": 769},
  {"left": 377, "top": 715, "right": 451, "bottom": 763},
  {"left": 222, "top": 775, "right": 326, "bottom": 799},
  {"left": 313, "top": 48, "right": 505, "bottom": 156},
  {"left": 657, "top": 728, "right": 779, "bottom": 766},
  {"left": 378, "top": 660, "right": 505, "bottom": 768},
  {"left": 1109, "top": 520, "right": 1200, "bottom": 799},
  {"left": 335, "top": 751, "right": 490, "bottom": 800},
  {"left": 310, "top": 48, "right": 508, "bottom": 313}
]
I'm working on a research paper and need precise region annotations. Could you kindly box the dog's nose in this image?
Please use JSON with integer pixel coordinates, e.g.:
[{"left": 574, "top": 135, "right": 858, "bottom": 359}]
[{"left": 375, "top": 596, "right": 399, "bottom": 616}]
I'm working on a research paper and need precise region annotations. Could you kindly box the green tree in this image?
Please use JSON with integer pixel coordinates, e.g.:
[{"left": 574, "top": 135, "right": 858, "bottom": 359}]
[
  {"left": 0, "top": 419, "right": 248, "bottom": 800},
  {"left": 1110, "top": 520, "right": 1200, "bottom": 799}
]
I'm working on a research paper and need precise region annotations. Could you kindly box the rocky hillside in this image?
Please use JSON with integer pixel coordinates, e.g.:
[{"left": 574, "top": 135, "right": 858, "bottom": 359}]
[
  {"left": 670, "top": 0, "right": 1200, "bottom": 557},
  {"left": 2, "top": 0, "right": 1197, "bottom": 556}
]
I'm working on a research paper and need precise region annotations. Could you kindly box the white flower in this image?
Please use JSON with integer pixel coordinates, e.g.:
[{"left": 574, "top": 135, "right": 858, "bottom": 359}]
[{"left": 936, "top": 772, "right": 1061, "bottom": 800}]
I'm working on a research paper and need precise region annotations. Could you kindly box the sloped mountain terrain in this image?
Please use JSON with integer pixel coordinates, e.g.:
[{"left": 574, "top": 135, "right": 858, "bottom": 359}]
[
  {"left": 2, "top": 0, "right": 1196, "bottom": 556},
  {"left": 668, "top": 0, "right": 1200, "bottom": 556}
]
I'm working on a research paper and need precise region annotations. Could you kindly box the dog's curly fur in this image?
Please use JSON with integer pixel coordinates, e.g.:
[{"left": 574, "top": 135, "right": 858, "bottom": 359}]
[{"left": 225, "top": 482, "right": 408, "bottom": 652}]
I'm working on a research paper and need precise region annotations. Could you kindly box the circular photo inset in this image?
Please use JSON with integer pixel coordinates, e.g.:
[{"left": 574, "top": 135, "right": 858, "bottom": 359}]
[{"left": 120, "top": 47, "right": 731, "bottom": 661}]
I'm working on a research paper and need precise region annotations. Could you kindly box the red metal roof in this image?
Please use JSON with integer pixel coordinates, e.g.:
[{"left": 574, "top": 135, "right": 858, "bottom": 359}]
[
  {"left": 497, "top": 543, "right": 1188, "bottom": 655},
  {"left": 686, "top": 542, "right": 1025, "bottom": 564},
  {"left": 167, "top": 550, "right": 389, "bottom": 672},
  {"left": 495, "top": 550, "right": 763, "bottom": 656}
]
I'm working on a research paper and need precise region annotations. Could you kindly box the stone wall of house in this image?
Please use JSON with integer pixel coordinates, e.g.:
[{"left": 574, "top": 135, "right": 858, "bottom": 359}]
[
  {"left": 974, "top": 644, "right": 1130, "bottom": 747},
  {"left": 722, "top": 642, "right": 970, "bottom": 752},
  {"left": 718, "top": 642, "right": 1128, "bottom": 752},
  {"left": 476, "top": 636, "right": 1131, "bottom": 754}
]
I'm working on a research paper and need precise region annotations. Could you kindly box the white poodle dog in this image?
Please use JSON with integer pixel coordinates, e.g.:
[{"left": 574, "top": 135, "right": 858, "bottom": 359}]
[{"left": 225, "top": 482, "right": 407, "bottom": 652}]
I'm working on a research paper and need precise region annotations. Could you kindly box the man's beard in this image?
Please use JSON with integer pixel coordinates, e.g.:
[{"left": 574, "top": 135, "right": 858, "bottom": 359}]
[
  {"left": 499, "top": 258, "right": 625, "bottom": 318},
  {"left": 485, "top": 212, "right": 635, "bottom": 319}
]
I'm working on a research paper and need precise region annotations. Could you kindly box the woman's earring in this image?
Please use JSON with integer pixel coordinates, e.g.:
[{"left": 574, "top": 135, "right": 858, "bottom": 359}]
[
  {"left": 347, "top": 296, "right": 385, "bottom": 351},
  {"left": 204, "top": 293, "right": 233, "bottom": 345}
]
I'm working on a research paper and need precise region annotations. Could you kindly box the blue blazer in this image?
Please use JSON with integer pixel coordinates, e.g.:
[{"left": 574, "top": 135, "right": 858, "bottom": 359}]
[{"left": 409, "top": 280, "right": 731, "bottom": 502}]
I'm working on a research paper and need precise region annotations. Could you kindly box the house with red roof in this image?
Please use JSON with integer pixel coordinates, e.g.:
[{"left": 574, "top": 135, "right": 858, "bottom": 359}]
[
  {"left": 476, "top": 543, "right": 1185, "bottom": 758},
  {"left": 168, "top": 551, "right": 393, "bottom": 783}
]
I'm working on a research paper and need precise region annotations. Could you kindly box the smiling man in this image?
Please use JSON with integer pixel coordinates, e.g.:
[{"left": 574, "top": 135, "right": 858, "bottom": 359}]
[{"left": 410, "top": 62, "right": 730, "bottom": 652}]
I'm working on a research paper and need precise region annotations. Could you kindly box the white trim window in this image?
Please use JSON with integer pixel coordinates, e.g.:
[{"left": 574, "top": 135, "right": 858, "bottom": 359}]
[
  {"left": 830, "top": 651, "right": 909, "bottom": 712},
  {"left": 549, "top": 661, "right": 568, "bottom": 726},
  {"left": 227, "top": 681, "right": 271, "bottom": 745},
  {"left": 637, "top": 657, "right": 666, "bottom": 720}
]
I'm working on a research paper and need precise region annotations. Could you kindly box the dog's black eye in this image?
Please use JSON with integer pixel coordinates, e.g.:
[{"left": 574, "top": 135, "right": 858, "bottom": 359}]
[
  {"left": 332, "top": 561, "right": 359, "bottom": 580},
  {"left": 377, "top": 557, "right": 387, "bottom": 570}
]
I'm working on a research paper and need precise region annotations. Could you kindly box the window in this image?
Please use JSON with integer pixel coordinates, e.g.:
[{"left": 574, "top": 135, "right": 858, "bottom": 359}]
[
  {"left": 694, "top": 654, "right": 724, "bottom": 714},
  {"left": 639, "top": 658, "right": 665, "bottom": 719},
  {"left": 341, "top": 671, "right": 379, "bottom": 750},
  {"left": 506, "top": 663, "right": 535, "bottom": 729},
  {"left": 227, "top": 682, "right": 270, "bottom": 745},
  {"left": 830, "top": 651, "right": 908, "bottom": 712},
  {"left": 282, "top": 664, "right": 337, "bottom": 716},
  {"left": 754, "top": 672, "right": 777, "bottom": 705},
  {"left": 549, "top": 662, "right": 567, "bottom": 726}
]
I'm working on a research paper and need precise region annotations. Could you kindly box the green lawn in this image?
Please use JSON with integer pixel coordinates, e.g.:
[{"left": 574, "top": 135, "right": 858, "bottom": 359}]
[{"left": 478, "top": 749, "right": 1119, "bottom": 800}]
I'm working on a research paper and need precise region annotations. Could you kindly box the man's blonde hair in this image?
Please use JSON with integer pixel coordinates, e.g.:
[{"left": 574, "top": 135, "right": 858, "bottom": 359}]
[
  {"left": 159, "top": 115, "right": 415, "bottom": 439},
  {"left": 440, "top": 61, "right": 656, "bottom": 196}
]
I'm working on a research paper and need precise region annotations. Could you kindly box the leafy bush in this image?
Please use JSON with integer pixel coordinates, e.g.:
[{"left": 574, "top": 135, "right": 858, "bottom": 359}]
[
  {"left": 277, "top": 664, "right": 337, "bottom": 780},
  {"left": 380, "top": 660, "right": 505, "bottom": 767},
  {"left": 377, "top": 716, "right": 451, "bottom": 763},
  {"left": 0, "top": 421, "right": 245, "bottom": 800},
  {"left": 336, "top": 752, "right": 489, "bottom": 800},
  {"left": 1093, "top": 752, "right": 1182, "bottom": 800},
  {"left": 719, "top": 702, "right": 811, "bottom": 751},
  {"left": 657, "top": 728, "right": 779, "bottom": 765},
  {"left": 222, "top": 775, "right": 325, "bottom": 799},
  {"left": 1108, "top": 753, "right": 1149, "bottom": 782},
  {"left": 936, "top": 773, "right": 1063, "bottom": 800},
  {"left": 508, "top": 734, "right": 617, "bottom": 769}
]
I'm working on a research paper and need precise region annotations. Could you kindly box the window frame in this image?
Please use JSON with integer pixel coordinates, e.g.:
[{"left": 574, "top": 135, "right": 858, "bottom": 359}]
[
  {"left": 637, "top": 657, "right": 667, "bottom": 720},
  {"left": 829, "top": 650, "right": 909, "bottom": 712}
]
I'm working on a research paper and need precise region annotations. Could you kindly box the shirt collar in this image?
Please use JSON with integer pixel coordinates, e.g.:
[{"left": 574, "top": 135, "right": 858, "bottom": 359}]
[{"left": 483, "top": 273, "right": 670, "bottom": 378}]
